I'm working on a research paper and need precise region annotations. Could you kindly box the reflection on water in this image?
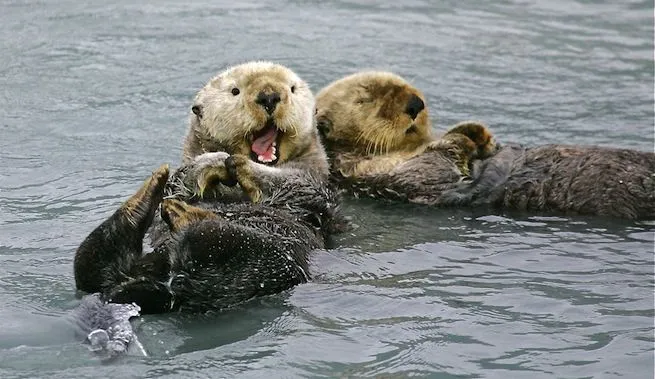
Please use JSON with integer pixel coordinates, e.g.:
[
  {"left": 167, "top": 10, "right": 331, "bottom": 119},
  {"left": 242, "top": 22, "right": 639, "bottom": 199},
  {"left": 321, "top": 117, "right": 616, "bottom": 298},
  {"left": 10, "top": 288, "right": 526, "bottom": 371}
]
[{"left": 0, "top": 0, "right": 653, "bottom": 377}]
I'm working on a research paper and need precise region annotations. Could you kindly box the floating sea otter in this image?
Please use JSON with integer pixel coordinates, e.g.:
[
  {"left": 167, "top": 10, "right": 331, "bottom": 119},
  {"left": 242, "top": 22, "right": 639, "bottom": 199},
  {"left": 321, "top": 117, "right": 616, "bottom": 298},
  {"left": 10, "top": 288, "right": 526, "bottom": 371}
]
[
  {"left": 74, "top": 62, "right": 342, "bottom": 321},
  {"left": 315, "top": 71, "right": 655, "bottom": 219}
]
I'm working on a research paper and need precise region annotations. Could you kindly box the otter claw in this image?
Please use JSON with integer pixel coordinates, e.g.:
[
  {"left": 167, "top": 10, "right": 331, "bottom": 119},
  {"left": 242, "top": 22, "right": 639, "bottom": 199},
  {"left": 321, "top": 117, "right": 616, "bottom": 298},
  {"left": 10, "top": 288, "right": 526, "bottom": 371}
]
[
  {"left": 226, "top": 155, "right": 263, "bottom": 203},
  {"left": 189, "top": 154, "right": 263, "bottom": 203},
  {"left": 196, "top": 165, "right": 237, "bottom": 198}
]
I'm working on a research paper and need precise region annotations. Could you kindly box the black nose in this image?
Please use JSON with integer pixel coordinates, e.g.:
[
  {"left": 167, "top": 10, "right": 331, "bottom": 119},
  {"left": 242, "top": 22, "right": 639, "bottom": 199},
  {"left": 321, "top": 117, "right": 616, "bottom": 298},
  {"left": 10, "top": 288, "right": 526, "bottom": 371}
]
[
  {"left": 255, "top": 91, "right": 281, "bottom": 115},
  {"left": 405, "top": 94, "right": 425, "bottom": 120}
]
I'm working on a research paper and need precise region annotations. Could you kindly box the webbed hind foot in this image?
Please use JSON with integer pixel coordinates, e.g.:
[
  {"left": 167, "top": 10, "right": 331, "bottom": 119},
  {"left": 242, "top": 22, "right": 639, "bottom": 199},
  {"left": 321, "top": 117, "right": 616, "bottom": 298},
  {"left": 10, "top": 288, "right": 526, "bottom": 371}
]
[
  {"left": 74, "top": 164, "right": 170, "bottom": 294},
  {"left": 121, "top": 164, "right": 170, "bottom": 232},
  {"left": 161, "top": 199, "right": 218, "bottom": 232}
]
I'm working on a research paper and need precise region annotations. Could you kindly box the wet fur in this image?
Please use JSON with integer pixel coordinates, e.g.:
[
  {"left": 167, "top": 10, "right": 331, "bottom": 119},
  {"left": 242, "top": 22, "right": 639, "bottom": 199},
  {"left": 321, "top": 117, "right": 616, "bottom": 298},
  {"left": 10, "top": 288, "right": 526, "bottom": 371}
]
[
  {"left": 316, "top": 71, "right": 655, "bottom": 219},
  {"left": 445, "top": 143, "right": 655, "bottom": 219},
  {"left": 74, "top": 161, "right": 346, "bottom": 314}
]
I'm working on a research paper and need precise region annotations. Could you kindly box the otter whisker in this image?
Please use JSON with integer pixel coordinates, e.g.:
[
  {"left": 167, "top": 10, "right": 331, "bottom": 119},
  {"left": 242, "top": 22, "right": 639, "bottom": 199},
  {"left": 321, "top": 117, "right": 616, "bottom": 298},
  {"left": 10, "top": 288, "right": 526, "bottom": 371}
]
[
  {"left": 287, "top": 125, "right": 299, "bottom": 139},
  {"left": 360, "top": 126, "right": 381, "bottom": 155},
  {"left": 354, "top": 133, "right": 369, "bottom": 152}
]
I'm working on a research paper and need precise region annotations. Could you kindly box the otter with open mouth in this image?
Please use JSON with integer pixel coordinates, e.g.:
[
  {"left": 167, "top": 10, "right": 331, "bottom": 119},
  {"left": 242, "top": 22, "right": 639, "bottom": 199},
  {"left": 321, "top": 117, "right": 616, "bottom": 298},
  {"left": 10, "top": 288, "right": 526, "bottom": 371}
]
[{"left": 182, "top": 61, "right": 328, "bottom": 176}]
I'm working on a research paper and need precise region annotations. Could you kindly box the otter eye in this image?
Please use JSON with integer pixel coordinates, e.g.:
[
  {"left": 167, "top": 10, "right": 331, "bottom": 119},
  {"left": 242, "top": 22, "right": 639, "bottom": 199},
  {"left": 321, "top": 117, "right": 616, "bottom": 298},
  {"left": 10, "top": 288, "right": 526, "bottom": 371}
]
[
  {"left": 231, "top": 88, "right": 240, "bottom": 96},
  {"left": 291, "top": 85, "right": 296, "bottom": 94}
]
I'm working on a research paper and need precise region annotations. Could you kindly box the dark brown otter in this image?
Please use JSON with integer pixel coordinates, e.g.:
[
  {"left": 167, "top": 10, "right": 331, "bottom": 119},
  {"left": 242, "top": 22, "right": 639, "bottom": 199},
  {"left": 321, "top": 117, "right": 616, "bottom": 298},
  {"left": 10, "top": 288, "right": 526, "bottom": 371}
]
[{"left": 74, "top": 156, "right": 346, "bottom": 315}]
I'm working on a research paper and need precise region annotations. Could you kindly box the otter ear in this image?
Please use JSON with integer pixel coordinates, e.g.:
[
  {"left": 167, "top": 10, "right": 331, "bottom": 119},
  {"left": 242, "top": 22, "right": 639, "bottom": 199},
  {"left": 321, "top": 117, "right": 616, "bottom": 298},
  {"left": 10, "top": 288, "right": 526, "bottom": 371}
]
[
  {"left": 316, "top": 115, "right": 332, "bottom": 137},
  {"left": 191, "top": 105, "right": 203, "bottom": 119}
]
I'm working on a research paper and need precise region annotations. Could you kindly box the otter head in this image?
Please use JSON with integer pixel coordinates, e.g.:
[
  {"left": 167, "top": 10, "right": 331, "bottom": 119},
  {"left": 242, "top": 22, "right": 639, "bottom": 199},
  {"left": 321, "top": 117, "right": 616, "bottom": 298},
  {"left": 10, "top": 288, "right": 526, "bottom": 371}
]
[
  {"left": 315, "top": 71, "right": 432, "bottom": 156},
  {"left": 186, "top": 61, "right": 315, "bottom": 166}
]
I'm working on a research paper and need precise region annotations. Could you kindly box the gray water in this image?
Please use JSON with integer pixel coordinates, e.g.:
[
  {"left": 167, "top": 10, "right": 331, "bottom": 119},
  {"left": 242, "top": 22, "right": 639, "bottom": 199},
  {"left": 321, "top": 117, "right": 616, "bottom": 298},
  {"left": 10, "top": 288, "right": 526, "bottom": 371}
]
[{"left": 0, "top": 0, "right": 653, "bottom": 377}]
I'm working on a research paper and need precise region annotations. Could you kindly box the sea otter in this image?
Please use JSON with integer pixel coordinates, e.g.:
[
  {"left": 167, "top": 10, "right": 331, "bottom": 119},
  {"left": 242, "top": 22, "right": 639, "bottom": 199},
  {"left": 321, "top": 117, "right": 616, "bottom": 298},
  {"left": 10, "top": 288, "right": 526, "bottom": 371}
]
[
  {"left": 74, "top": 62, "right": 344, "bottom": 317},
  {"left": 315, "top": 71, "right": 655, "bottom": 219},
  {"left": 167, "top": 61, "right": 330, "bottom": 203},
  {"left": 72, "top": 63, "right": 344, "bottom": 357}
]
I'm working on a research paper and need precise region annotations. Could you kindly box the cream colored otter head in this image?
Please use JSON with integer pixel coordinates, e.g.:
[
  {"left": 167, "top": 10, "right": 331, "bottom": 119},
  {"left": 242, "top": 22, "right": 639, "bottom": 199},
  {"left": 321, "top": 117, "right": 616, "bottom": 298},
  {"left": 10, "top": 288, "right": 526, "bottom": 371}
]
[
  {"left": 182, "top": 61, "right": 316, "bottom": 166},
  {"left": 315, "top": 71, "right": 432, "bottom": 156}
]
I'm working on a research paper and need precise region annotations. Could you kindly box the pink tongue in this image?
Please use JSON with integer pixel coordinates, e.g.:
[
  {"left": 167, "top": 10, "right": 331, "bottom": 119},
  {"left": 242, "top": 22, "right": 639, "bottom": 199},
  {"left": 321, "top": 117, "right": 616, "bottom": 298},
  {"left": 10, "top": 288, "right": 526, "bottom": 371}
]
[{"left": 251, "top": 127, "right": 278, "bottom": 159}]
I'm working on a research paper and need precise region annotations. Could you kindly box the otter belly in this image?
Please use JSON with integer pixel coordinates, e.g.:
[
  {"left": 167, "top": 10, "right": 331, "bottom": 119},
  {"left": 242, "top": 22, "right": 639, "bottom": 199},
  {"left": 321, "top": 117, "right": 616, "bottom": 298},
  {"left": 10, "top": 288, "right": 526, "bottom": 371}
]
[
  {"left": 468, "top": 144, "right": 655, "bottom": 219},
  {"left": 103, "top": 203, "right": 322, "bottom": 314},
  {"left": 73, "top": 153, "right": 343, "bottom": 359},
  {"left": 162, "top": 205, "right": 321, "bottom": 313}
]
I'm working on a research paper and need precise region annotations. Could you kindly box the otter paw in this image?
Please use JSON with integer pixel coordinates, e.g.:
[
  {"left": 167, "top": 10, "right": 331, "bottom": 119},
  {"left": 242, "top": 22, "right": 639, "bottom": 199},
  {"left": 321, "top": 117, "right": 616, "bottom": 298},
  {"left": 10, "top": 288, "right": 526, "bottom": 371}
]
[
  {"left": 191, "top": 152, "right": 237, "bottom": 198},
  {"left": 428, "top": 136, "right": 476, "bottom": 176},
  {"left": 122, "top": 164, "right": 170, "bottom": 228},
  {"left": 444, "top": 121, "right": 498, "bottom": 159},
  {"left": 161, "top": 199, "right": 217, "bottom": 232},
  {"left": 226, "top": 154, "right": 263, "bottom": 203}
]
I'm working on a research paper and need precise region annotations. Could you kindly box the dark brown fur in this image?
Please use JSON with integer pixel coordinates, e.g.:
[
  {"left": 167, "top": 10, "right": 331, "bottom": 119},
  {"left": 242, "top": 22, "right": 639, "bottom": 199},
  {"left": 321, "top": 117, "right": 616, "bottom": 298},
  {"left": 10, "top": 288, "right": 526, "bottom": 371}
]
[
  {"left": 74, "top": 156, "right": 347, "bottom": 315},
  {"left": 458, "top": 143, "right": 655, "bottom": 219}
]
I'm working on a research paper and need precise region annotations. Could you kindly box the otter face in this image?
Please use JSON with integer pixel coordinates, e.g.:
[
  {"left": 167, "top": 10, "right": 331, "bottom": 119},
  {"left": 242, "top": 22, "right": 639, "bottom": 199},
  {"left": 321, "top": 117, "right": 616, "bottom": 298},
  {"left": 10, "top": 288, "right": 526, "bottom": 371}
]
[
  {"left": 315, "top": 71, "right": 432, "bottom": 156},
  {"left": 190, "top": 61, "right": 315, "bottom": 166}
]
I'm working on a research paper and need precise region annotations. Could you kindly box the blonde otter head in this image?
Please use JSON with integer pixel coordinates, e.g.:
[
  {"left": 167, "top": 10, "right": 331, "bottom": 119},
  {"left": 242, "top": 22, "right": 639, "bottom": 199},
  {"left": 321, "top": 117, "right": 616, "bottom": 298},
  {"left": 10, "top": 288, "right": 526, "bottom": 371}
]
[
  {"left": 183, "top": 61, "right": 316, "bottom": 166},
  {"left": 315, "top": 71, "right": 432, "bottom": 156}
]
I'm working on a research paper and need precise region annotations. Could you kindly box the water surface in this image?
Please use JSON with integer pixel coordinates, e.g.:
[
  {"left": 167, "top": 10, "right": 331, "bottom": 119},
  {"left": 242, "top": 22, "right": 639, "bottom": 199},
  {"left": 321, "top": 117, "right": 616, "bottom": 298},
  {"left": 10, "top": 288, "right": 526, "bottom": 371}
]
[{"left": 0, "top": 0, "right": 653, "bottom": 378}]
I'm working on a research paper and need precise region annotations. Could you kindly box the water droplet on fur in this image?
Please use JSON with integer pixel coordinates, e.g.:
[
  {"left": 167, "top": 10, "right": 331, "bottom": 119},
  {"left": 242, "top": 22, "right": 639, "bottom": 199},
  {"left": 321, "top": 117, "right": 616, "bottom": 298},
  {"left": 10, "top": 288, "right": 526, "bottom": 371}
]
[{"left": 260, "top": 283, "right": 265, "bottom": 288}]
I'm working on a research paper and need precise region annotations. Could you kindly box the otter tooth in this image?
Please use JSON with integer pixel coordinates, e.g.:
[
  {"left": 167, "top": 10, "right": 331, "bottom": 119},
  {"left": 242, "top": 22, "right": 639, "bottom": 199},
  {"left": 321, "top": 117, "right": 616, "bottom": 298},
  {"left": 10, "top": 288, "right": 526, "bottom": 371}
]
[{"left": 257, "top": 154, "right": 278, "bottom": 163}]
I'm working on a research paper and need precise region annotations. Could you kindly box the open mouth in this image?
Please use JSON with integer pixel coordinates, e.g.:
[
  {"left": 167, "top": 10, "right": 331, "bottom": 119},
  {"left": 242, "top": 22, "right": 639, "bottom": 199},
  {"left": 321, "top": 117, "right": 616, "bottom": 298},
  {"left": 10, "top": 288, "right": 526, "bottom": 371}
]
[
  {"left": 250, "top": 119, "right": 282, "bottom": 165},
  {"left": 405, "top": 124, "right": 418, "bottom": 135}
]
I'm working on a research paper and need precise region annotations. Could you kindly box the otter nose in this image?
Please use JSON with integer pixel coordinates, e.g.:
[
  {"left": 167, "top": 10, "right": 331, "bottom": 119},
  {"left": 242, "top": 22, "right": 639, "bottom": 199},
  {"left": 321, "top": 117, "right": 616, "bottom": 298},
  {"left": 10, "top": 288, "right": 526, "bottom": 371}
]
[
  {"left": 405, "top": 94, "right": 425, "bottom": 120},
  {"left": 255, "top": 91, "right": 281, "bottom": 115}
]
